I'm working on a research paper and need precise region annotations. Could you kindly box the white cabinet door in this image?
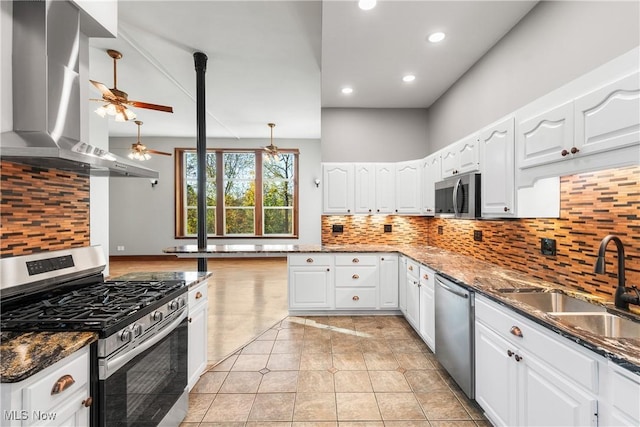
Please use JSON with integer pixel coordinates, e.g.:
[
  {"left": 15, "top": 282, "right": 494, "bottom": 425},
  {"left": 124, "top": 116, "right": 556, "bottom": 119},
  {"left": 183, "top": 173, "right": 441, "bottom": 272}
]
[
  {"left": 418, "top": 266, "right": 435, "bottom": 352},
  {"left": 375, "top": 164, "right": 395, "bottom": 214},
  {"left": 458, "top": 134, "right": 480, "bottom": 174},
  {"left": 322, "top": 163, "right": 354, "bottom": 214},
  {"left": 480, "top": 117, "right": 516, "bottom": 217},
  {"left": 475, "top": 321, "right": 518, "bottom": 427},
  {"left": 188, "top": 280, "right": 209, "bottom": 391},
  {"left": 289, "top": 263, "right": 333, "bottom": 309},
  {"left": 398, "top": 257, "right": 407, "bottom": 315},
  {"left": 405, "top": 277, "right": 419, "bottom": 330},
  {"left": 575, "top": 71, "right": 640, "bottom": 156},
  {"left": 517, "top": 101, "right": 574, "bottom": 169},
  {"left": 519, "top": 352, "right": 597, "bottom": 427},
  {"left": 395, "top": 160, "right": 421, "bottom": 214},
  {"left": 421, "top": 154, "right": 440, "bottom": 215},
  {"left": 441, "top": 134, "right": 480, "bottom": 178},
  {"left": 354, "top": 163, "right": 376, "bottom": 214},
  {"left": 379, "top": 254, "right": 399, "bottom": 308}
]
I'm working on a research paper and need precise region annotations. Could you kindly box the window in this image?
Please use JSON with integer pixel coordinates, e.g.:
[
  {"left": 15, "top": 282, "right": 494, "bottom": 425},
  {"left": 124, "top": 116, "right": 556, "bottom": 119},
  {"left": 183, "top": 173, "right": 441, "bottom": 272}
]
[{"left": 176, "top": 148, "right": 298, "bottom": 238}]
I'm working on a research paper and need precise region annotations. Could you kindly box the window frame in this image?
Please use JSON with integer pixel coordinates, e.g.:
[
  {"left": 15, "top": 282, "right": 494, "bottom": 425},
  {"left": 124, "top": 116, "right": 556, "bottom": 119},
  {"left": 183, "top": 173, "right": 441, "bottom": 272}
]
[{"left": 175, "top": 147, "right": 299, "bottom": 239}]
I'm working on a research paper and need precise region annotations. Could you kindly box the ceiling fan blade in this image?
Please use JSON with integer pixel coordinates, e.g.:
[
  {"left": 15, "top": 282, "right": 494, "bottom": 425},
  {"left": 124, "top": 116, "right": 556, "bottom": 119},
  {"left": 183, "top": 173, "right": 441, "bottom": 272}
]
[
  {"left": 90, "top": 80, "right": 117, "bottom": 100},
  {"left": 147, "top": 149, "right": 172, "bottom": 157},
  {"left": 128, "top": 100, "right": 174, "bottom": 113}
]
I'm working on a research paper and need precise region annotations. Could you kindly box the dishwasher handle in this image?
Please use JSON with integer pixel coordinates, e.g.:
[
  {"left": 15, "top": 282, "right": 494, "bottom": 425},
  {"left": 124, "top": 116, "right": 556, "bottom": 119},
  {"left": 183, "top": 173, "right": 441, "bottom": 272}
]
[{"left": 436, "top": 278, "right": 469, "bottom": 299}]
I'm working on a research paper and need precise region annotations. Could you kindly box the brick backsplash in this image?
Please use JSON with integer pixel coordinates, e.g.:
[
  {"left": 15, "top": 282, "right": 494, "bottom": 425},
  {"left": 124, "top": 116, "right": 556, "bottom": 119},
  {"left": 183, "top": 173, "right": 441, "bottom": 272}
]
[
  {"left": 1, "top": 161, "right": 90, "bottom": 258},
  {"left": 323, "top": 165, "right": 639, "bottom": 300}
]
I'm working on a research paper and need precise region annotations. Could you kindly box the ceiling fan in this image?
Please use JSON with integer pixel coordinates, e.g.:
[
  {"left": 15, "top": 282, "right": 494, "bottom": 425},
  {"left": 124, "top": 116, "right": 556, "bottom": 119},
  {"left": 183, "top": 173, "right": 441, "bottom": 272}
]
[
  {"left": 263, "top": 123, "right": 280, "bottom": 161},
  {"left": 129, "top": 121, "right": 172, "bottom": 161},
  {"left": 90, "top": 49, "right": 174, "bottom": 122}
]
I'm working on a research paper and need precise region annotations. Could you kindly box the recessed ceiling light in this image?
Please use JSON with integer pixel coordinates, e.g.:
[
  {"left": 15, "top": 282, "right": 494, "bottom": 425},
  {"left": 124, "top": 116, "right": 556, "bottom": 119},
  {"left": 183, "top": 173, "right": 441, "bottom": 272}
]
[
  {"left": 358, "top": 0, "right": 377, "bottom": 11},
  {"left": 428, "top": 32, "right": 446, "bottom": 43},
  {"left": 403, "top": 75, "right": 416, "bottom": 83},
  {"left": 341, "top": 87, "right": 353, "bottom": 95}
]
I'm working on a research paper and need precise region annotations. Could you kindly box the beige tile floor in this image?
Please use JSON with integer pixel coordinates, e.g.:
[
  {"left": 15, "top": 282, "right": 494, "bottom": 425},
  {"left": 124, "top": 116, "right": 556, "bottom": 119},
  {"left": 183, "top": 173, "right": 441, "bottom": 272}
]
[{"left": 182, "top": 315, "right": 489, "bottom": 427}]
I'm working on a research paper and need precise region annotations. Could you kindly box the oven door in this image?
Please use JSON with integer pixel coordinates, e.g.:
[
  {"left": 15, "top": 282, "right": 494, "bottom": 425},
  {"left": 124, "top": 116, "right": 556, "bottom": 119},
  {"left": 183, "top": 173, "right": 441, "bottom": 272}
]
[{"left": 97, "top": 314, "right": 188, "bottom": 427}]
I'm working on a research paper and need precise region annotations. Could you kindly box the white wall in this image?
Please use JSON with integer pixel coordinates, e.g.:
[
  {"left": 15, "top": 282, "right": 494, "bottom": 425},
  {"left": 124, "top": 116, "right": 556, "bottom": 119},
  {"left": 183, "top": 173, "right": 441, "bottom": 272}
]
[
  {"left": 1, "top": 1, "right": 12, "bottom": 133},
  {"left": 321, "top": 108, "right": 429, "bottom": 162},
  {"left": 426, "top": 0, "right": 640, "bottom": 151},
  {"left": 108, "top": 137, "right": 322, "bottom": 255}
]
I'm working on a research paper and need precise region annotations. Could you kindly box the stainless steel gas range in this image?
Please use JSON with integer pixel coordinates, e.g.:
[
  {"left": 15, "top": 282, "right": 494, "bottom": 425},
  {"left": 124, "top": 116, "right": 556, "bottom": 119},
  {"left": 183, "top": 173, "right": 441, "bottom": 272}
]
[{"left": 0, "top": 246, "right": 189, "bottom": 427}]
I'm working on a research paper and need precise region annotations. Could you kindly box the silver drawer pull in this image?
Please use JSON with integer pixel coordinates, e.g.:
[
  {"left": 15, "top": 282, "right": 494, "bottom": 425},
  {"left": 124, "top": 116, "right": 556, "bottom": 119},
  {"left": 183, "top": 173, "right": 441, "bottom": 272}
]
[
  {"left": 352, "top": 274, "right": 359, "bottom": 280},
  {"left": 51, "top": 374, "right": 75, "bottom": 395},
  {"left": 306, "top": 258, "right": 314, "bottom": 263},
  {"left": 510, "top": 326, "right": 523, "bottom": 338}
]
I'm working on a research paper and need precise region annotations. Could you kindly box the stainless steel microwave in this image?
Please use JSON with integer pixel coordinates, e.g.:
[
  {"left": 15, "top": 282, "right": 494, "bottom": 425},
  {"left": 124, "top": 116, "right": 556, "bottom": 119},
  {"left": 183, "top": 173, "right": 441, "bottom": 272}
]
[{"left": 435, "top": 173, "right": 481, "bottom": 218}]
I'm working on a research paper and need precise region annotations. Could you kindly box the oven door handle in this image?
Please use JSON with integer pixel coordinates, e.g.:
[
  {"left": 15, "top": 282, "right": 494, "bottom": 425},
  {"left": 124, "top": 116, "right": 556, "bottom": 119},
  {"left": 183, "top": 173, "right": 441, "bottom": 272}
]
[{"left": 101, "top": 310, "right": 187, "bottom": 380}]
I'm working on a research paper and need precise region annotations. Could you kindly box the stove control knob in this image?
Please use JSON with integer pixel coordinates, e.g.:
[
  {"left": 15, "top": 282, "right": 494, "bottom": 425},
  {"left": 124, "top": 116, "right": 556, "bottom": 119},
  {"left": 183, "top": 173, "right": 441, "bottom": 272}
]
[
  {"left": 152, "top": 311, "right": 163, "bottom": 322},
  {"left": 179, "top": 297, "right": 186, "bottom": 308},
  {"left": 120, "top": 330, "right": 131, "bottom": 343},
  {"left": 169, "top": 300, "right": 179, "bottom": 311},
  {"left": 133, "top": 324, "right": 143, "bottom": 337}
]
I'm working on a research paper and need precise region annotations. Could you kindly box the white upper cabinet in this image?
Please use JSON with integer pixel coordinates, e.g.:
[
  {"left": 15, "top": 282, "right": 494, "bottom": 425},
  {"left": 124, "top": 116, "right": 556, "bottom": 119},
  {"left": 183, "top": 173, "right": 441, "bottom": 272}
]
[
  {"left": 574, "top": 71, "right": 640, "bottom": 156},
  {"left": 441, "top": 134, "right": 480, "bottom": 178},
  {"left": 480, "top": 117, "right": 516, "bottom": 217},
  {"left": 375, "top": 164, "right": 396, "bottom": 214},
  {"left": 395, "top": 160, "right": 421, "bottom": 214},
  {"left": 354, "top": 163, "right": 376, "bottom": 214},
  {"left": 322, "top": 163, "right": 354, "bottom": 214},
  {"left": 517, "top": 101, "right": 575, "bottom": 169},
  {"left": 421, "top": 154, "right": 440, "bottom": 215}
]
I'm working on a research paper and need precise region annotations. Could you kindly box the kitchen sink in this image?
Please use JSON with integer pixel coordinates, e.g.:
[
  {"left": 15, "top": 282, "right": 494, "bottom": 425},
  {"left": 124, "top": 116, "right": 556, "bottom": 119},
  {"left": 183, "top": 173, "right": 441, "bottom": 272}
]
[
  {"left": 503, "top": 291, "right": 606, "bottom": 313},
  {"left": 551, "top": 313, "right": 640, "bottom": 338}
]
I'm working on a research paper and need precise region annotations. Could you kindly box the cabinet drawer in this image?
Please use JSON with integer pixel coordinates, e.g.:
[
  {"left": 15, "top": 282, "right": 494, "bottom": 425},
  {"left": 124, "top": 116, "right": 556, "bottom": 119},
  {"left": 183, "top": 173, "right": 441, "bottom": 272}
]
[
  {"left": 406, "top": 259, "right": 419, "bottom": 279},
  {"left": 22, "top": 347, "right": 89, "bottom": 415},
  {"left": 189, "top": 280, "right": 208, "bottom": 308},
  {"left": 335, "top": 266, "right": 377, "bottom": 288},
  {"left": 335, "top": 288, "right": 377, "bottom": 309},
  {"left": 335, "top": 254, "right": 378, "bottom": 266},
  {"left": 419, "top": 265, "right": 434, "bottom": 286},
  {"left": 289, "top": 254, "right": 333, "bottom": 266},
  {"left": 476, "top": 296, "right": 598, "bottom": 392}
]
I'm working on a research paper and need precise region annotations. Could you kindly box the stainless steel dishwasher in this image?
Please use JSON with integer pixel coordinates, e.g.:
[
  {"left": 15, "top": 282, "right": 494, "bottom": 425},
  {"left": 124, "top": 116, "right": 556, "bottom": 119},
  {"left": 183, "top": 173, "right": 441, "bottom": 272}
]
[{"left": 435, "top": 274, "right": 475, "bottom": 399}]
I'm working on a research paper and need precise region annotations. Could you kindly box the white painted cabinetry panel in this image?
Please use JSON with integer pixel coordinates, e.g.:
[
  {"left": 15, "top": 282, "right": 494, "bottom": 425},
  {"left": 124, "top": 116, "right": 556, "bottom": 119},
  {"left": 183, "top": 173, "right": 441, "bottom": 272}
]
[
  {"left": 322, "top": 163, "right": 354, "bottom": 214},
  {"left": 480, "top": 117, "right": 515, "bottom": 217}
]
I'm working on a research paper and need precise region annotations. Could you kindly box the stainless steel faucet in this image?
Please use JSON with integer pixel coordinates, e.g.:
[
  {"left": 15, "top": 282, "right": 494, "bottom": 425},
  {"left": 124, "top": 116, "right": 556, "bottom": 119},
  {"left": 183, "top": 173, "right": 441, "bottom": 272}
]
[{"left": 594, "top": 235, "right": 640, "bottom": 310}]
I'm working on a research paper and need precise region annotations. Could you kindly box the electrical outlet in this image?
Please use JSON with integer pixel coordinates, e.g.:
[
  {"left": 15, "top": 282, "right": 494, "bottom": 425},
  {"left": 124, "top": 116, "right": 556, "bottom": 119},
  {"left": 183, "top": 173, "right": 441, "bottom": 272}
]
[
  {"left": 332, "top": 224, "right": 344, "bottom": 233},
  {"left": 384, "top": 224, "right": 392, "bottom": 233},
  {"left": 474, "top": 230, "right": 483, "bottom": 242},
  {"left": 541, "top": 238, "right": 556, "bottom": 256},
  {"left": 117, "top": 246, "right": 125, "bottom": 251},
  {"left": 438, "top": 226, "right": 443, "bottom": 235}
]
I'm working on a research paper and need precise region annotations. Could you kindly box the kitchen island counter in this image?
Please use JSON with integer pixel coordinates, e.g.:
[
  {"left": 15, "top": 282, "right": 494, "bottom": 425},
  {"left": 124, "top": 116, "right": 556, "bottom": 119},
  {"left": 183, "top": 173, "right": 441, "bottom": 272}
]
[
  {"left": 165, "top": 243, "right": 640, "bottom": 374},
  {"left": 108, "top": 270, "right": 212, "bottom": 288}
]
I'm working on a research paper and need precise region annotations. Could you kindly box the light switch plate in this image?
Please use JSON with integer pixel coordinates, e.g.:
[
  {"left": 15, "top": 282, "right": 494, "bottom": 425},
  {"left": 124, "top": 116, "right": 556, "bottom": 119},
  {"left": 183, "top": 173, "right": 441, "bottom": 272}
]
[{"left": 541, "top": 238, "right": 556, "bottom": 256}]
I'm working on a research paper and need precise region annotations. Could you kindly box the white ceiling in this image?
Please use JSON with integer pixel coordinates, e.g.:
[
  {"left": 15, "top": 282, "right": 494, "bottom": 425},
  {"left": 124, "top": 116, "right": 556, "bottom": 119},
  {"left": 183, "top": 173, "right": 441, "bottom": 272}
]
[{"left": 89, "top": 0, "right": 537, "bottom": 140}]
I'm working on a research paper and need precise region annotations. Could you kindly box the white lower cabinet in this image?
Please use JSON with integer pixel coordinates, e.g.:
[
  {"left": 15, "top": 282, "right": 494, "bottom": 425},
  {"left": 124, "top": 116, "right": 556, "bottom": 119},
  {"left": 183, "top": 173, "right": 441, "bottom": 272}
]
[
  {"left": 475, "top": 295, "right": 598, "bottom": 427},
  {"left": 404, "top": 259, "right": 420, "bottom": 330},
  {"left": 335, "top": 254, "right": 378, "bottom": 309},
  {"left": 418, "top": 265, "right": 435, "bottom": 352},
  {"left": 379, "top": 254, "right": 399, "bottom": 308},
  {"left": 398, "top": 256, "right": 408, "bottom": 315},
  {"left": 288, "top": 255, "right": 334, "bottom": 309},
  {"left": 188, "top": 279, "right": 209, "bottom": 391},
  {"left": 0, "top": 346, "right": 92, "bottom": 427}
]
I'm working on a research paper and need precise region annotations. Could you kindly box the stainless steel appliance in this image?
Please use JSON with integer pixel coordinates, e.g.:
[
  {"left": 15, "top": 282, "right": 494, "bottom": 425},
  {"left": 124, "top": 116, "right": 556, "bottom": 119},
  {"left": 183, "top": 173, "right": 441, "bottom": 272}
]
[
  {"left": 435, "top": 173, "right": 481, "bottom": 218},
  {"left": 0, "top": 246, "right": 188, "bottom": 427},
  {"left": 434, "top": 275, "right": 475, "bottom": 399}
]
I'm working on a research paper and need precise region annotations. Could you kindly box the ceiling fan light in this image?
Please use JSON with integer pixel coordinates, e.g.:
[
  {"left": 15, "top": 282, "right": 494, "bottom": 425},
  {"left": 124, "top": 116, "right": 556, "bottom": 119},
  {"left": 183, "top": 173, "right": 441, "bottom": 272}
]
[
  {"left": 105, "top": 103, "right": 118, "bottom": 115},
  {"left": 115, "top": 111, "right": 127, "bottom": 122},
  {"left": 95, "top": 105, "right": 107, "bottom": 118},
  {"left": 128, "top": 152, "right": 135, "bottom": 160},
  {"left": 123, "top": 108, "right": 137, "bottom": 121}
]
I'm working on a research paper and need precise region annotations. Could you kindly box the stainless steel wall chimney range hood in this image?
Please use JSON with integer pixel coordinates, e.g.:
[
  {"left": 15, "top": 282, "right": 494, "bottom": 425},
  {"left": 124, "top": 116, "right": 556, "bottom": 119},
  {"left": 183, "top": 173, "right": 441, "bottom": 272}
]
[{"left": 0, "top": 0, "right": 158, "bottom": 179}]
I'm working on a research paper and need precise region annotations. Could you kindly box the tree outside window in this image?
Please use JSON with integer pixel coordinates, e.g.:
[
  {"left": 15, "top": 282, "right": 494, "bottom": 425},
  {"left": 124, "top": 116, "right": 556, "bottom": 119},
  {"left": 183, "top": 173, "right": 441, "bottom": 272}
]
[{"left": 176, "top": 148, "right": 298, "bottom": 238}]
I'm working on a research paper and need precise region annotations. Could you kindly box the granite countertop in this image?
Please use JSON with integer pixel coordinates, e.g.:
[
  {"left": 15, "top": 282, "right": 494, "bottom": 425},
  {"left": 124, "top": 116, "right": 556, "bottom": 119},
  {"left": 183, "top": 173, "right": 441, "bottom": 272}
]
[
  {"left": 0, "top": 272, "right": 210, "bottom": 384},
  {"left": 164, "top": 243, "right": 640, "bottom": 374},
  {"left": 0, "top": 332, "right": 98, "bottom": 383}
]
